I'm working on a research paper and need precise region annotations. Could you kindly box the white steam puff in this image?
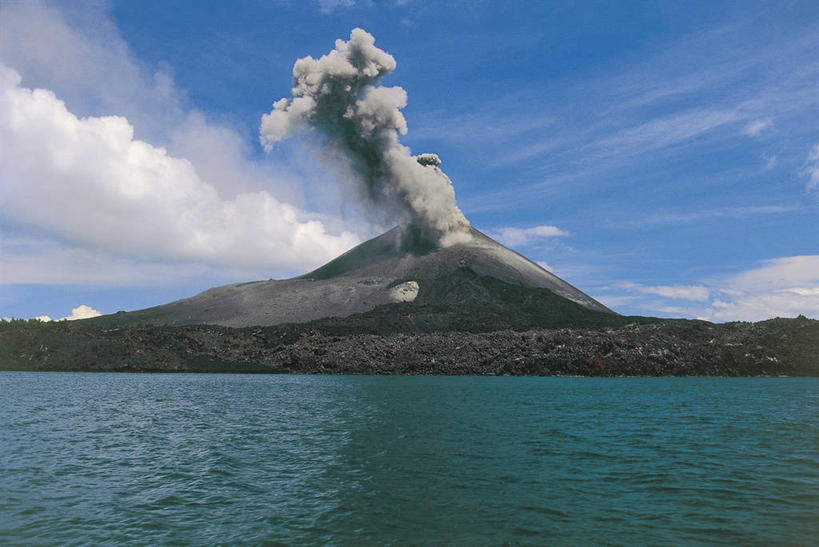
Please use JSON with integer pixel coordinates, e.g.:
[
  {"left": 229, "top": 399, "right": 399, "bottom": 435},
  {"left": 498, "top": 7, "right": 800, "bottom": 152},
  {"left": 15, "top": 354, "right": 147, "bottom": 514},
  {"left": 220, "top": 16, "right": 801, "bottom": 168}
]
[{"left": 260, "top": 28, "right": 469, "bottom": 241}]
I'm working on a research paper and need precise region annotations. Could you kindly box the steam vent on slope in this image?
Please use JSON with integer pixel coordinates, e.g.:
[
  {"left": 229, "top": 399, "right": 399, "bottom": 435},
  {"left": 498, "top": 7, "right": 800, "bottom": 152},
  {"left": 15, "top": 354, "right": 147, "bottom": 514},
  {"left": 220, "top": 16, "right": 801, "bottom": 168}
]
[{"left": 117, "top": 225, "right": 614, "bottom": 329}]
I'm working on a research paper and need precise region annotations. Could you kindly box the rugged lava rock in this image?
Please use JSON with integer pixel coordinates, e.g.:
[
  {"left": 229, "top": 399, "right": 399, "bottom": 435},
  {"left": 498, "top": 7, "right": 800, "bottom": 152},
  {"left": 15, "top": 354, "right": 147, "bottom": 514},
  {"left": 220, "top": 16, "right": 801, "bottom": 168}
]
[{"left": 2, "top": 316, "right": 816, "bottom": 376}]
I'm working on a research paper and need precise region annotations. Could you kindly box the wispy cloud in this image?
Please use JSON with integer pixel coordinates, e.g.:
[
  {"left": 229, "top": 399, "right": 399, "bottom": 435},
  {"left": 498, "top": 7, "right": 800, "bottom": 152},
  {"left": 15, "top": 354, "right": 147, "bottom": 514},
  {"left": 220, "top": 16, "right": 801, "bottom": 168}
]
[
  {"left": 419, "top": 17, "right": 819, "bottom": 216},
  {"left": 0, "top": 236, "right": 278, "bottom": 286},
  {"left": 536, "top": 260, "right": 553, "bottom": 272},
  {"left": 585, "top": 108, "right": 740, "bottom": 161},
  {"left": 488, "top": 138, "right": 562, "bottom": 168},
  {"left": 410, "top": 109, "right": 553, "bottom": 145},
  {"left": 725, "top": 255, "right": 819, "bottom": 292},
  {"left": 487, "top": 225, "right": 569, "bottom": 247},
  {"left": 742, "top": 117, "right": 773, "bottom": 137},
  {"left": 318, "top": 0, "right": 355, "bottom": 14},
  {"left": 617, "top": 282, "right": 710, "bottom": 302},
  {"left": 623, "top": 205, "right": 801, "bottom": 227},
  {"left": 805, "top": 144, "right": 819, "bottom": 193},
  {"left": 597, "top": 255, "right": 819, "bottom": 321},
  {"left": 593, "top": 294, "right": 640, "bottom": 309}
]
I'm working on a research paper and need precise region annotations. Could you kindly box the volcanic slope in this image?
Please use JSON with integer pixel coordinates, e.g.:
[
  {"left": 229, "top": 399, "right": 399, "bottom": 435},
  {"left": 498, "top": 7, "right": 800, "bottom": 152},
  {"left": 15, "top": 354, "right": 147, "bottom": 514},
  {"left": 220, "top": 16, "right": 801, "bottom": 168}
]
[{"left": 111, "top": 225, "right": 615, "bottom": 329}]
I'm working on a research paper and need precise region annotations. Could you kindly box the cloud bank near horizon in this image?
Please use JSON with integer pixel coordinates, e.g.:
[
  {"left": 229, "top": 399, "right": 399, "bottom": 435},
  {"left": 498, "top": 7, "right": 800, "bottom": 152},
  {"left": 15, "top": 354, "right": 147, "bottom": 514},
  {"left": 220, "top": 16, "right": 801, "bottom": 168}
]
[
  {"left": 5, "top": 304, "right": 102, "bottom": 323},
  {"left": 594, "top": 255, "right": 819, "bottom": 322}
]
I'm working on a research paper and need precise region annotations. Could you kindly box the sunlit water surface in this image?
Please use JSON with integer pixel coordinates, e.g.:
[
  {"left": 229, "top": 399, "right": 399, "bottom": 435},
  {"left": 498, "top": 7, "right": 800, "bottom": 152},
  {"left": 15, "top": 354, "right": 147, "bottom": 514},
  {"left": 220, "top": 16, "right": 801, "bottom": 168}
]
[{"left": 1, "top": 373, "right": 817, "bottom": 545}]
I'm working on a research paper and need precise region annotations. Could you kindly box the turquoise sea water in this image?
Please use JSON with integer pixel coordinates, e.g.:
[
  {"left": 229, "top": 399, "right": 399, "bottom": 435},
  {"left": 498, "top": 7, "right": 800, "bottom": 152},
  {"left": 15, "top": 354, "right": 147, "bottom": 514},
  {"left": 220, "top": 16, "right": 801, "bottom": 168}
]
[{"left": 1, "top": 373, "right": 817, "bottom": 545}]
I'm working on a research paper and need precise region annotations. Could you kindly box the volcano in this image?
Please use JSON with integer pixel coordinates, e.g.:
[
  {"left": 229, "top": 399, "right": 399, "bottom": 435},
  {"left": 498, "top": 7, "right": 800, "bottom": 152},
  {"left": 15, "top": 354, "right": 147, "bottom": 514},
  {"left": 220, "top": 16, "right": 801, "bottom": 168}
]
[{"left": 116, "top": 225, "right": 614, "bottom": 329}]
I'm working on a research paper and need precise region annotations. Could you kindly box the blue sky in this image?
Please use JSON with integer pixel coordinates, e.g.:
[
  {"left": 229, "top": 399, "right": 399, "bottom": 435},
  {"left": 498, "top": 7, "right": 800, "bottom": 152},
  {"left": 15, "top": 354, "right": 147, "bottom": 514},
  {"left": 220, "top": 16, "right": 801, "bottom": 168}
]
[{"left": 1, "top": 0, "right": 817, "bottom": 322}]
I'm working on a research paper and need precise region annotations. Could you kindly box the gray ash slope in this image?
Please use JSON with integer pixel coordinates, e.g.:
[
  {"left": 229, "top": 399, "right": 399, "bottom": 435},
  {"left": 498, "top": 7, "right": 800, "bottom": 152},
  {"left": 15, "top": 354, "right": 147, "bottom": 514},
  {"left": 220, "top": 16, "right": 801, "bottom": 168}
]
[{"left": 113, "top": 225, "right": 614, "bottom": 329}]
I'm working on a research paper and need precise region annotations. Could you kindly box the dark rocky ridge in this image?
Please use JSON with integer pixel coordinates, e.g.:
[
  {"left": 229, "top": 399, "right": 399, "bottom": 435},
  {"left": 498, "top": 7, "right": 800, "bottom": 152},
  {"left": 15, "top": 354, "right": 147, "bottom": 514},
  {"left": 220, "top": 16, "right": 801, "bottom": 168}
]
[{"left": 1, "top": 315, "right": 817, "bottom": 376}]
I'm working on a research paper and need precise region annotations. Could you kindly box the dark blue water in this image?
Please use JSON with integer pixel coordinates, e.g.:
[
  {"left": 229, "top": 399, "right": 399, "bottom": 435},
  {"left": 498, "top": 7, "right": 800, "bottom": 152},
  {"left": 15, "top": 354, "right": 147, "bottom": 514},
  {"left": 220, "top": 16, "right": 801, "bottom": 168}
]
[{"left": 1, "top": 373, "right": 816, "bottom": 545}]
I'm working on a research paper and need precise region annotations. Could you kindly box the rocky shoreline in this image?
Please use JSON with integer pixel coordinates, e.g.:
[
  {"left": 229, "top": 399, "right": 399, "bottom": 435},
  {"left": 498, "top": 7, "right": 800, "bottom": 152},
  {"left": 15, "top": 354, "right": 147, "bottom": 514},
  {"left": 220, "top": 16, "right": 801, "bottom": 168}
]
[{"left": 2, "top": 316, "right": 817, "bottom": 376}]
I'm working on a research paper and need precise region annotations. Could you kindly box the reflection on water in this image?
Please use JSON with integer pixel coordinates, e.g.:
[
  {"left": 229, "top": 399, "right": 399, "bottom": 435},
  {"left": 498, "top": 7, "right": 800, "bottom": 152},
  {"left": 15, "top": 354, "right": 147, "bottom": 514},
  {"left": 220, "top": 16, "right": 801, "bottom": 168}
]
[{"left": 1, "top": 373, "right": 817, "bottom": 544}]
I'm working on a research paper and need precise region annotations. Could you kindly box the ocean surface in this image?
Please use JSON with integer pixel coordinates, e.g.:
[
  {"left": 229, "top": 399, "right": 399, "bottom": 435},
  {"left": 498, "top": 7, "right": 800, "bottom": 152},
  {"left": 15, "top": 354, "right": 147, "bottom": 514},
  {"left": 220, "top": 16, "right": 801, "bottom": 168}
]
[{"left": 1, "top": 373, "right": 816, "bottom": 545}]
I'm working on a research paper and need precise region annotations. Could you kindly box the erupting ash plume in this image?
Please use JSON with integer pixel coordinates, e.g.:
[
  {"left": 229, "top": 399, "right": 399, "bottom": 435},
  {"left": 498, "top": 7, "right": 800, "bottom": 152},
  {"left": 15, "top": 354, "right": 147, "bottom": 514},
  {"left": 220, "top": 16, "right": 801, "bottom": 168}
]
[{"left": 260, "top": 28, "right": 470, "bottom": 244}]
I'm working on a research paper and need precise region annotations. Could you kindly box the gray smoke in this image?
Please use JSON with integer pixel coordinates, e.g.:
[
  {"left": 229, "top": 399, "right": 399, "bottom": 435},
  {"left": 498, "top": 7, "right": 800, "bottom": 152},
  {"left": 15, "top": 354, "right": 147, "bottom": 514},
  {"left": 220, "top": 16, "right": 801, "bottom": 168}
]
[{"left": 260, "top": 28, "right": 469, "bottom": 243}]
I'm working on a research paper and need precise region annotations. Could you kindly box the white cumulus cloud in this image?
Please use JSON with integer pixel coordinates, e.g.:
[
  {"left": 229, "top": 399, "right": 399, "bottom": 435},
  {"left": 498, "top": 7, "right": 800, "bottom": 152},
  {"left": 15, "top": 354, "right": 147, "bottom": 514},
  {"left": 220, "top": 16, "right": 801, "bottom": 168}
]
[
  {"left": 15, "top": 304, "right": 102, "bottom": 322},
  {"left": 0, "top": 64, "right": 358, "bottom": 272},
  {"left": 0, "top": 3, "right": 368, "bottom": 288},
  {"left": 63, "top": 305, "right": 101, "bottom": 321}
]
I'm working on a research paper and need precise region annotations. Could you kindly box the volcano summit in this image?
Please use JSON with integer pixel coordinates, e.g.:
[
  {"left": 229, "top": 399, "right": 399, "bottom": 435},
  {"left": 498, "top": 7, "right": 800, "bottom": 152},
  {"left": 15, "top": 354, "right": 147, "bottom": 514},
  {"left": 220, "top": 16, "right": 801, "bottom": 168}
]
[{"left": 120, "top": 226, "right": 612, "bottom": 329}]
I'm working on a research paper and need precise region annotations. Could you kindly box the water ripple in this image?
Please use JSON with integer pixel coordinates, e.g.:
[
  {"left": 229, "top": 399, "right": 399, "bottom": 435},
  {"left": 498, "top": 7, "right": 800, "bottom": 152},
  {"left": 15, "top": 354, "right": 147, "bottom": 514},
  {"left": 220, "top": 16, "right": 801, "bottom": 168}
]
[{"left": 1, "top": 373, "right": 817, "bottom": 545}]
